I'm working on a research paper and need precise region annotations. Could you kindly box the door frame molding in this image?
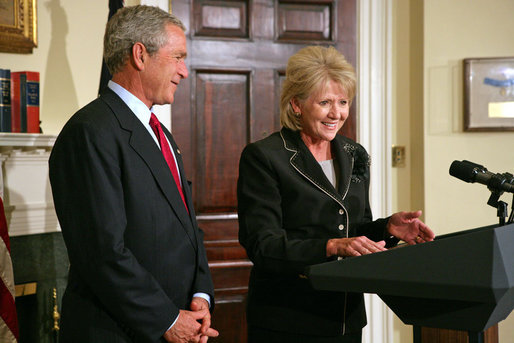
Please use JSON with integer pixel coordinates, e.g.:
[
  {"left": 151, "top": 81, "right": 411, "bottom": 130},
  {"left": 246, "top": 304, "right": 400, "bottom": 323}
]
[{"left": 358, "top": 1, "right": 394, "bottom": 342}]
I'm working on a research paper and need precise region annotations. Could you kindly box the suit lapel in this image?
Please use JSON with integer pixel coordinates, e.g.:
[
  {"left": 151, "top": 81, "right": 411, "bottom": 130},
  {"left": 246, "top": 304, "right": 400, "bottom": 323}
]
[
  {"left": 100, "top": 90, "right": 197, "bottom": 250},
  {"left": 280, "top": 128, "right": 354, "bottom": 206}
]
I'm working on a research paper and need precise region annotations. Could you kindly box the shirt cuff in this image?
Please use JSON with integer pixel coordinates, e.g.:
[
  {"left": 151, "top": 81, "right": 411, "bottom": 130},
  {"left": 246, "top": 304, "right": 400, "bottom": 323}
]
[
  {"left": 192, "top": 292, "right": 211, "bottom": 308},
  {"left": 167, "top": 293, "right": 211, "bottom": 331}
]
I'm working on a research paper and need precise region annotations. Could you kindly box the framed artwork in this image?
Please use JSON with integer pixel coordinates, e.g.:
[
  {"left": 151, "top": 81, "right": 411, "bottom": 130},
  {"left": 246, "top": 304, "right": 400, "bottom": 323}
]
[
  {"left": 0, "top": 0, "right": 37, "bottom": 54},
  {"left": 463, "top": 57, "right": 514, "bottom": 131}
]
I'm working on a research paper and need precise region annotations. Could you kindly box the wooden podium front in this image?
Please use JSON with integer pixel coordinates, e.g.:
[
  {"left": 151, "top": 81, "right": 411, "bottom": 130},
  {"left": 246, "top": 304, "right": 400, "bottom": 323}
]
[
  {"left": 415, "top": 325, "right": 498, "bottom": 343},
  {"left": 305, "top": 223, "right": 514, "bottom": 342}
]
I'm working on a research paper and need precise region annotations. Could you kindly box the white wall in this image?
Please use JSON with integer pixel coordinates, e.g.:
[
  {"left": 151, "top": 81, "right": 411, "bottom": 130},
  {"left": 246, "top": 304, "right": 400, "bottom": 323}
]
[
  {"left": 423, "top": 1, "right": 514, "bottom": 341},
  {"left": 1, "top": 0, "right": 140, "bottom": 135},
  {"left": 424, "top": 0, "right": 514, "bottom": 233},
  {"left": 391, "top": 1, "right": 514, "bottom": 341},
  {"left": 1, "top": 1, "right": 107, "bottom": 135}
]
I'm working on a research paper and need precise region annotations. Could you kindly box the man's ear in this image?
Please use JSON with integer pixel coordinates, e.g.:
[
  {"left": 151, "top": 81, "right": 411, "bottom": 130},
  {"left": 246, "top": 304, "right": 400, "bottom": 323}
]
[{"left": 132, "top": 42, "right": 146, "bottom": 71}]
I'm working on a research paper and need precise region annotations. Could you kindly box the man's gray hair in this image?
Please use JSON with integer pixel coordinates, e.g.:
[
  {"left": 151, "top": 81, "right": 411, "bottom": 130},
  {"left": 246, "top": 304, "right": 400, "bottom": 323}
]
[{"left": 103, "top": 5, "right": 186, "bottom": 74}]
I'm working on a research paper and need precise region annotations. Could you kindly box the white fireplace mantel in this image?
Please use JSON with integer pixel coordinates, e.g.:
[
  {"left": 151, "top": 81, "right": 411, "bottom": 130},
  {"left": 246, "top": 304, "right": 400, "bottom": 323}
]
[{"left": 0, "top": 133, "right": 60, "bottom": 236}]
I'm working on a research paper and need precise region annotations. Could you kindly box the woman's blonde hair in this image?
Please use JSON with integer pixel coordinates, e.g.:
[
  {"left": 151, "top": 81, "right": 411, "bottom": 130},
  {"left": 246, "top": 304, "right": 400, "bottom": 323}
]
[{"left": 280, "top": 46, "right": 356, "bottom": 131}]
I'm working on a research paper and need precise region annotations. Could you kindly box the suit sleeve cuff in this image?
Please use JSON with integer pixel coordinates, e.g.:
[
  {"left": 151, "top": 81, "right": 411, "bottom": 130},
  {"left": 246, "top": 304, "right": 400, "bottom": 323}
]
[{"left": 167, "top": 312, "right": 180, "bottom": 331}]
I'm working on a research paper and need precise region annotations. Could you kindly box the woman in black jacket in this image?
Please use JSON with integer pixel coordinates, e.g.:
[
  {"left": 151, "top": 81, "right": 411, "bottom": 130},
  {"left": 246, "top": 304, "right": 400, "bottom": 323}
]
[{"left": 237, "top": 46, "right": 435, "bottom": 343}]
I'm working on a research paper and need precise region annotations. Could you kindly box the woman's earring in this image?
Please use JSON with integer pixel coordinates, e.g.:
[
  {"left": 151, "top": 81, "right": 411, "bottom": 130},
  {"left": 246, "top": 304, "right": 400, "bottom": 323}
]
[{"left": 294, "top": 112, "right": 301, "bottom": 118}]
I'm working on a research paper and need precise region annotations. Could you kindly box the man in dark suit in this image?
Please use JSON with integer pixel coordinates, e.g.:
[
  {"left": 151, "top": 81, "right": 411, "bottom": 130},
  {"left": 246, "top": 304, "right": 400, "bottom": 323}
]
[{"left": 49, "top": 6, "right": 218, "bottom": 343}]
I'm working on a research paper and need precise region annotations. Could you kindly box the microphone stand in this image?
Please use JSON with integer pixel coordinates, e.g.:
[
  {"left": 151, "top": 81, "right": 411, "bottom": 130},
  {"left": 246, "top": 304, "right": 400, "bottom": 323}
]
[
  {"left": 509, "top": 194, "right": 514, "bottom": 224},
  {"left": 497, "top": 201, "right": 508, "bottom": 226},
  {"left": 467, "top": 188, "right": 512, "bottom": 343},
  {"left": 487, "top": 190, "right": 513, "bottom": 226}
]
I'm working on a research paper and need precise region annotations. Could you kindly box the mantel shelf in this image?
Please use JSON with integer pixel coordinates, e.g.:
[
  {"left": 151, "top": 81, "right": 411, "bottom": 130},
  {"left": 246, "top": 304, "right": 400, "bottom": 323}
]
[{"left": 0, "top": 133, "right": 57, "bottom": 147}]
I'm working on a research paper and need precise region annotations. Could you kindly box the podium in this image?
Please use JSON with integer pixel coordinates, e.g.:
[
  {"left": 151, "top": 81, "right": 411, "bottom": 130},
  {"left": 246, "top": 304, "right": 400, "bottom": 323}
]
[{"left": 305, "top": 223, "right": 514, "bottom": 342}]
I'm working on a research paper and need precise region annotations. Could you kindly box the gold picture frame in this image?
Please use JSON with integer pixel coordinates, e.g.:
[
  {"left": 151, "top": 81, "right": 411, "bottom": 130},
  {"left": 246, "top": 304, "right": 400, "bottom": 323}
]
[
  {"left": 0, "top": 0, "right": 37, "bottom": 54},
  {"left": 464, "top": 57, "right": 514, "bottom": 131}
]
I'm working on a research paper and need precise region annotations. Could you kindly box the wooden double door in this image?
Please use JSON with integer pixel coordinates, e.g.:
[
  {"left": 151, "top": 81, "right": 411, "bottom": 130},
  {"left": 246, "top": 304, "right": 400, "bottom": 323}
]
[{"left": 172, "top": 1, "right": 357, "bottom": 341}]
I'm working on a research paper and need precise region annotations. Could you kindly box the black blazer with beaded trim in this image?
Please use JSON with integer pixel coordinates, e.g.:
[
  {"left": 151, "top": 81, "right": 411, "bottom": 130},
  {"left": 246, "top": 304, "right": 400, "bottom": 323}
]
[{"left": 237, "top": 127, "right": 395, "bottom": 337}]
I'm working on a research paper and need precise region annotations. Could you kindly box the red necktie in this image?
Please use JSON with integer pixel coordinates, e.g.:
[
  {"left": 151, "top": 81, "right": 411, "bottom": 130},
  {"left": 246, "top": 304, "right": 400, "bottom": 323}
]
[{"left": 149, "top": 113, "right": 189, "bottom": 213}]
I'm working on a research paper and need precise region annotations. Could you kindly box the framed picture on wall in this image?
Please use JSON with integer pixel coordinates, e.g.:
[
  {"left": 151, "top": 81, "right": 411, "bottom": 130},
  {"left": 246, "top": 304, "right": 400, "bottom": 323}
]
[
  {"left": 0, "top": 0, "right": 38, "bottom": 54},
  {"left": 463, "top": 57, "right": 514, "bottom": 131}
]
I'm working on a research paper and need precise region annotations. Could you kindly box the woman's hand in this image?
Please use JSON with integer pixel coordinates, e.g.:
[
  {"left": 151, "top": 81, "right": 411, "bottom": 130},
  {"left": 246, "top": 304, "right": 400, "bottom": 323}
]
[
  {"left": 326, "top": 236, "right": 387, "bottom": 257},
  {"left": 387, "top": 210, "right": 435, "bottom": 245}
]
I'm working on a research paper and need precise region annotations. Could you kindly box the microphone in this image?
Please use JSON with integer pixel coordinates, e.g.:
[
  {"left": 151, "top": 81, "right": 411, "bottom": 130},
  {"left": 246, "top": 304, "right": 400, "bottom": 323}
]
[{"left": 449, "top": 160, "right": 514, "bottom": 193}]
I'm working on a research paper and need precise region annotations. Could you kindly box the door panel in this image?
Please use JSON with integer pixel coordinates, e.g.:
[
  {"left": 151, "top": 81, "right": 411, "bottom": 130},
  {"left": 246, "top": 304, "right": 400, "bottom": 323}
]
[
  {"left": 172, "top": 1, "right": 356, "bottom": 341},
  {"left": 277, "top": 2, "right": 332, "bottom": 41},
  {"left": 193, "top": 71, "right": 249, "bottom": 213}
]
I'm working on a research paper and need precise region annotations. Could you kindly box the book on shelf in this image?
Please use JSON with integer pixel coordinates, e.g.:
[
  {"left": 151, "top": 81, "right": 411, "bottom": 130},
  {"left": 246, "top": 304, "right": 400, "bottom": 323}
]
[
  {"left": 11, "top": 71, "right": 40, "bottom": 133},
  {"left": 0, "top": 68, "right": 11, "bottom": 132}
]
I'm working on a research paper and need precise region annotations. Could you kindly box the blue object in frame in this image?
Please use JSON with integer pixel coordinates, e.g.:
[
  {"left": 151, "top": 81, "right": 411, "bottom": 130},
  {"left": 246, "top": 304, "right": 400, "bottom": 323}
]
[{"left": 483, "top": 77, "right": 514, "bottom": 87}]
